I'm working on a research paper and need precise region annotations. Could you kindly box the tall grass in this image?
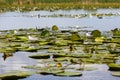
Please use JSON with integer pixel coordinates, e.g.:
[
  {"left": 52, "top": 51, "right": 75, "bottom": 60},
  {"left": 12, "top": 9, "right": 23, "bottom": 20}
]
[
  {"left": 3, "top": 0, "right": 120, "bottom": 4},
  {"left": 32, "top": 0, "right": 120, "bottom": 3},
  {"left": 0, "top": 0, "right": 120, "bottom": 11}
]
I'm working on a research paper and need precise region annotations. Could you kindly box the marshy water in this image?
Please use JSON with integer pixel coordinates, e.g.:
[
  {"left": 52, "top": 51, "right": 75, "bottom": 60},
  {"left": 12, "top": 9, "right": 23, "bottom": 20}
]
[
  {"left": 0, "top": 9, "right": 120, "bottom": 31},
  {"left": 0, "top": 52, "right": 120, "bottom": 80},
  {"left": 0, "top": 9, "right": 120, "bottom": 80}
]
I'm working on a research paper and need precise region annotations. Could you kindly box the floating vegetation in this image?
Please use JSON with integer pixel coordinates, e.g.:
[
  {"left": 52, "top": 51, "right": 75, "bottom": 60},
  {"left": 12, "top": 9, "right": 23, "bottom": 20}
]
[
  {"left": 54, "top": 71, "right": 82, "bottom": 77},
  {"left": 0, "top": 71, "right": 34, "bottom": 80},
  {"left": 108, "top": 63, "right": 120, "bottom": 71},
  {"left": 41, "top": 29, "right": 51, "bottom": 37},
  {"left": 29, "top": 53, "right": 50, "bottom": 59},
  {"left": 38, "top": 67, "right": 64, "bottom": 75},
  {"left": 52, "top": 25, "right": 59, "bottom": 32},
  {"left": 0, "top": 26, "right": 120, "bottom": 78},
  {"left": 111, "top": 71, "right": 120, "bottom": 77},
  {"left": 91, "top": 30, "right": 101, "bottom": 38},
  {"left": 71, "top": 32, "right": 81, "bottom": 41}
]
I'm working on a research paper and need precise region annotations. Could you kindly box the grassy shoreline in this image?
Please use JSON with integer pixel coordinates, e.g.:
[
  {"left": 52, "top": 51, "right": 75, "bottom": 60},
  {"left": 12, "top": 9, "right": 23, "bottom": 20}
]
[{"left": 0, "top": 3, "right": 120, "bottom": 12}]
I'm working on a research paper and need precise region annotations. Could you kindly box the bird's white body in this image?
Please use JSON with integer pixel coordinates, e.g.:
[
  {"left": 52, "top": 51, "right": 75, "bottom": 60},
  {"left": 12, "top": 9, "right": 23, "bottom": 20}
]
[{"left": 28, "top": 36, "right": 38, "bottom": 41}]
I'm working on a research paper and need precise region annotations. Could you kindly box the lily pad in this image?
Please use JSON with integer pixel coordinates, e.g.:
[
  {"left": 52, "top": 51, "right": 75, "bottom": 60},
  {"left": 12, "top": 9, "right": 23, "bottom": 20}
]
[
  {"left": 108, "top": 63, "right": 120, "bottom": 71},
  {"left": 111, "top": 71, "right": 120, "bottom": 77},
  {"left": 54, "top": 71, "right": 82, "bottom": 77},
  {"left": 55, "top": 39, "right": 69, "bottom": 46},
  {"left": 38, "top": 67, "right": 64, "bottom": 75},
  {"left": 52, "top": 25, "right": 59, "bottom": 31},
  {"left": 68, "top": 53, "right": 92, "bottom": 58},
  {"left": 0, "top": 71, "right": 34, "bottom": 80},
  {"left": 47, "top": 49, "right": 64, "bottom": 53},
  {"left": 54, "top": 57, "right": 77, "bottom": 62},
  {"left": 41, "top": 30, "right": 50, "bottom": 37},
  {"left": 15, "top": 36, "right": 28, "bottom": 41},
  {"left": 0, "top": 47, "right": 16, "bottom": 53},
  {"left": 9, "top": 43, "right": 21, "bottom": 47},
  {"left": 53, "top": 53, "right": 68, "bottom": 58},
  {"left": 39, "top": 69, "right": 64, "bottom": 75},
  {"left": 22, "top": 65, "right": 41, "bottom": 69},
  {"left": 39, "top": 41, "right": 49, "bottom": 45},
  {"left": 20, "top": 46, "right": 38, "bottom": 52},
  {"left": 29, "top": 53, "right": 50, "bottom": 59}
]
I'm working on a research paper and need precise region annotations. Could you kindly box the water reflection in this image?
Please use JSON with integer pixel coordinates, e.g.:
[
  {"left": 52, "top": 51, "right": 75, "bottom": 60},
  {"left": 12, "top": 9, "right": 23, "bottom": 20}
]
[
  {"left": 0, "top": 51, "right": 37, "bottom": 74},
  {"left": 2, "top": 53, "right": 13, "bottom": 61}
]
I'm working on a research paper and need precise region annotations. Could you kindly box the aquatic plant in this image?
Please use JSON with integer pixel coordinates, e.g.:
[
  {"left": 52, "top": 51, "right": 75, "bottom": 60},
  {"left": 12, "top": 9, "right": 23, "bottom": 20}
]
[
  {"left": 108, "top": 63, "right": 120, "bottom": 71},
  {"left": 111, "top": 71, "right": 120, "bottom": 77},
  {"left": 52, "top": 25, "right": 59, "bottom": 31},
  {"left": 1, "top": 26, "right": 120, "bottom": 79},
  {"left": 0, "top": 2, "right": 120, "bottom": 12},
  {"left": 29, "top": 53, "right": 50, "bottom": 59},
  {"left": 83, "top": 45, "right": 90, "bottom": 53},
  {"left": 112, "top": 28, "right": 120, "bottom": 36},
  {"left": 71, "top": 32, "right": 81, "bottom": 41},
  {"left": 54, "top": 71, "right": 82, "bottom": 77},
  {"left": 4, "top": 0, "right": 120, "bottom": 4},
  {"left": 95, "top": 37, "right": 104, "bottom": 42},
  {"left": 0, "top": 71, "right": 34, "bottom": 80},
  {"left": 91, "top": 30, "right": 101, "bottom": 38},
  {"left": 106, "top": 43, "right": 118, "bottom": 53},
  {"left": 41, "top": 29, "right": 50, "bottom": 37}
]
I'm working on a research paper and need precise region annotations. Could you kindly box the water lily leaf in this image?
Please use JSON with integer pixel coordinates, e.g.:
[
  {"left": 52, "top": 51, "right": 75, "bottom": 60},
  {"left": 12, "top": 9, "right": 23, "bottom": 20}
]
[
  {"left": 0, "top": 71, "right": 34, "bottom": 80},
  {"left": 108, "top": 63, "right": 120, "bottom": 71},
  {"left": 15, "top": 36, "right": 28, "bottom": 41},
  {"left": 54, "top": 71, "right": 82, "bottom": 77},
  {"left": 41, "top": 30, "right": 50, "bottom": 37},
  {"left": 91, "top": 30, "right": 101, "bottom": 38},
  {"left": 20, "top": 47, "right": 38, "bottom": 52},
  {"left": 111, "top": 71, "right": 120, "bottom": 77},
  {"left": 39, "top": 69, "right": 64, "bottom": 75},
  {"left": 29, "top": 53, "right": 50, "bottom": 59},
  {"left": 71, "top": 32, "right": 81, "bottom": 41},
  {"left": 52, "top": 25, "right": 59, "bottom": 31}
]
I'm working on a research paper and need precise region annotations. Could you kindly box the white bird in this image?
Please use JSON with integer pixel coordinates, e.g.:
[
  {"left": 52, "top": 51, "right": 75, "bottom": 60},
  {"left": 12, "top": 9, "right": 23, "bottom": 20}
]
[
  {"left": 86, "top": 32, "right": 91, "bottom": 37},
  {"left": 28, "top": 35, "right": 38, "bottom": 41},
  {"left": 14, "top": 30, "right": 18, "bottom": 34},
  {"left": 88, "top": 14, "right": 93, "bottom": 18}
]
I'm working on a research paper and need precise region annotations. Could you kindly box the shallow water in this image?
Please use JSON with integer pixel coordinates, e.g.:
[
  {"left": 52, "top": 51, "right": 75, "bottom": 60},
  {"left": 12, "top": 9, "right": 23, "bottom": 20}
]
[
  {"left": 0, "top": 9, "right": 120, "bottom": 31},
  {"left": 0, "top": 51, "right": 37, "bottom": 74},
  {"left": 0, "top": 9, "right": 120, "bottom": 80},
  {"left": 19, "top": 64, "right": 120, "bottom": 80},
  {"left": 0, "top": 51, "right": 120, "bottom": 80}
]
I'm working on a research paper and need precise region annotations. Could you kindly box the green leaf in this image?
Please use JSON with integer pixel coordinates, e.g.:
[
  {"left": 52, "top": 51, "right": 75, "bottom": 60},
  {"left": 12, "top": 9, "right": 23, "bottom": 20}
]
[
  {"left": 91, "top": 30, "right": 101, "bottom": 38},
  {"left": 52, "top": 25, "right": 59, "bottom": 31},
  {"left": 41, "top": 30, "right": 50, "bottom": 37},
  {"left": 71, "top": 32, "right": 80, "bottom": 41}
]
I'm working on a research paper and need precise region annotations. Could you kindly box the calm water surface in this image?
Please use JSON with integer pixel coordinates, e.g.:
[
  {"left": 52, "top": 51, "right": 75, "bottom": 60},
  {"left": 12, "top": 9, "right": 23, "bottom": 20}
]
[
  {"left": 0, "top": 9, "right": 120, "bottom": 31},
  {"left": 0, "top": 52, "right": 37, "bottom": 74}
]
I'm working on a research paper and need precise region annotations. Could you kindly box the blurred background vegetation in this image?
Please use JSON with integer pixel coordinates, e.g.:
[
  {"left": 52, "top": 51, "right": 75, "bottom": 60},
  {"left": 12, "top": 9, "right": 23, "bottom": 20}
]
[{"left": 0, "top": 0, "right": 120, "bottom": 5}]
